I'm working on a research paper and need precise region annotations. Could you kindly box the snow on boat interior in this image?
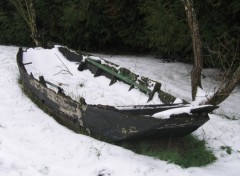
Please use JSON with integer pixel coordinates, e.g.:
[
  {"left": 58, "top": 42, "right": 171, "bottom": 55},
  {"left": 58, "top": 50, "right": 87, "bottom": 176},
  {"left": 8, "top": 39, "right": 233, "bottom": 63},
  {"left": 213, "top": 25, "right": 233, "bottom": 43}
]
[{"left": 16, "top": 46, "right": 218, "bottom": 141}]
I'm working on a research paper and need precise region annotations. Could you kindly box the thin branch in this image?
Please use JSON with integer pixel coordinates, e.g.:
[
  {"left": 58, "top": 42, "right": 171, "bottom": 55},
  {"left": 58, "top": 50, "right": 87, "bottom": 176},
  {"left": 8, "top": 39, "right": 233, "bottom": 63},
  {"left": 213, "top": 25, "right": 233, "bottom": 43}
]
[
  {"left": 54, "top": 53, "right": 73, "bottom": 76},
  {"left": 10, "top": 0, "right": 29, "bottom": 25},
  {"left": 53, "top": 70, "right": 71, "bottom": 76}
]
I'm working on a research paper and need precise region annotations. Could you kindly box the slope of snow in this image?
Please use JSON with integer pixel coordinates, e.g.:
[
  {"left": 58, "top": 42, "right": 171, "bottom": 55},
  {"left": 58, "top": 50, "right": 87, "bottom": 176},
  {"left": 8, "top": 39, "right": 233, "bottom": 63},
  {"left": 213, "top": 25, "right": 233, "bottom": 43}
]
[{"left": 0, "top": 45, "right": 240, "bottom": 176}]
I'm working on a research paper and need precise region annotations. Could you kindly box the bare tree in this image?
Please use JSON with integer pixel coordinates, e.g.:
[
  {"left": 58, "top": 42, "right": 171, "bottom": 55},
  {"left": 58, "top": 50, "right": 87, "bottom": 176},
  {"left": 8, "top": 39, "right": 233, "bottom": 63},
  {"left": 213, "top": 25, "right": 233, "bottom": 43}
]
[
  {"left": 179, "top": 0, "right": 203, "bottom": 101},
  {"left": 207, "top": 67, "right": 240, "bottom": 105},
  {"left": 179, "top": 0, "right": 240, "bottom": 105},
  {"left": 9, "top": 0, "right": 40, "bottom": 47},
  {"left": 205, "top": 41, "right": 240, "bottom": 105}
]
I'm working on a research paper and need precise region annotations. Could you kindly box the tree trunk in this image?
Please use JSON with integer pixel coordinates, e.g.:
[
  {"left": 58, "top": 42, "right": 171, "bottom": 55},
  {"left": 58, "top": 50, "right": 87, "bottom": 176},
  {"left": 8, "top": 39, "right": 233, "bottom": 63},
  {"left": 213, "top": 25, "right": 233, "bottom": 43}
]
[
  {"left": 180, "top": 0, "right": 239, "bottom": 105},
  {"left": 181, "top": 0, "right": 203, "bottom": 100},
  {"left": 29, "top": 0, "right": 40, "bottom": 47},
  {"left": 206, "top": 66, "right": 240, "bottom": 105},
  {"left": 10, "top": 0, "right": 40, "bottom": 47}
]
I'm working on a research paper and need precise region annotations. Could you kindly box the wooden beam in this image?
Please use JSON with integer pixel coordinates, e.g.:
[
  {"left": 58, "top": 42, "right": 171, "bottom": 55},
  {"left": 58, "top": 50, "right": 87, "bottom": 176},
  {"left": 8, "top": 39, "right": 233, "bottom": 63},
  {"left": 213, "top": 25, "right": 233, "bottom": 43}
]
[
  {"left": 109, "top": 76, "right": 117, "bottom": 86},
  {"left": 85, "top": 58, "right": 152, "bottom": 94}
]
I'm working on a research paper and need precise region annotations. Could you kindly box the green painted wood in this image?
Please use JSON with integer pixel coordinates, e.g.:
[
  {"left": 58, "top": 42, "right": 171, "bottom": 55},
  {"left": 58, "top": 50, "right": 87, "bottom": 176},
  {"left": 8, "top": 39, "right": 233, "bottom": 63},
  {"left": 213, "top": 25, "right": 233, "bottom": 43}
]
[{"left": 85, "top": 58, "right": 151, "bottom": 93}]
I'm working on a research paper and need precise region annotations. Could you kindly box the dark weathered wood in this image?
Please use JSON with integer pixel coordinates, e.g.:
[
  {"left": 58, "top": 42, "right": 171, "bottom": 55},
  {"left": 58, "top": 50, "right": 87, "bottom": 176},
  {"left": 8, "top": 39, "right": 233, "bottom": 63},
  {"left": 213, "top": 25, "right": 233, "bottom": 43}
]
[
  {"left": 77, "top": 62, "right": 85, "bottom": 71},
  {"left": 148, "top": 83, "right": 161, "bottom": 102},
  {"left": 85, "top": 105, "right": 209, "bottom": 141},
  {"left": 109, "top": 76, "right": 117, "bottom": 86},
  {"left": 94, "top": 67, "right": 102, "bottom": 77},
  {"left": 129, "top": 85, "right": 134, "bottom": 91},
  {"left": 39, "top": 76, "right": 64, "bottom": 94},
  {"left": 45, "top": 80, "right": 64, "bottom": 94},
  {"left": 158, "top": 90, "right": 177, "bottom": 104},
  {"left": 58, "top": 47, "right": 83, "bottom": 62},
  {"left": 39, "top": 76, "right": 46, "bottom": 87},
  {"left": 17, "top": 60, "right": 86, "bottom": 135},
  {"left": 190, "top": 105, "right": 218, "bottom": 113},
  {"left": 16, "top": 47, "right": 216, "bottom": 142},
  {"left": 23, "top": 62, "right": 32, "bottom": 65}
]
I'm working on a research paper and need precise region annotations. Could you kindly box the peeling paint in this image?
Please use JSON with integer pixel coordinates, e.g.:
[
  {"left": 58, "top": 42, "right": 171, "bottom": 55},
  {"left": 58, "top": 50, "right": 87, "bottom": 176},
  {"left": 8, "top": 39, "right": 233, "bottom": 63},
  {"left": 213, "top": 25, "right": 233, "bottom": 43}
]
[{"left": 122, "top": 127, "right": 138, "bottom": 135}]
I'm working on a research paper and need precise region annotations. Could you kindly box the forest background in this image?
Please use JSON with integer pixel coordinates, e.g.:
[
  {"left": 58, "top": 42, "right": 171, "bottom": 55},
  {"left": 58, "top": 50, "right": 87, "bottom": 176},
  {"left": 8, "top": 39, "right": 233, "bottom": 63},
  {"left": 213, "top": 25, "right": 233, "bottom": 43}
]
[{"left": 0, "top": 0, "right": 239, "bottom": 69}]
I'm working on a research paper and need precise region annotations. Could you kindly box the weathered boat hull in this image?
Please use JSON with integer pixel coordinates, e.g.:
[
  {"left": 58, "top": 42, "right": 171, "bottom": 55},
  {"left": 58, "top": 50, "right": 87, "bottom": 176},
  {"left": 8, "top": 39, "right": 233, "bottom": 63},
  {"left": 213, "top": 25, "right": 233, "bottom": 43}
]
[
  {"left": 16, "top": 47, "right": 215, "bottom": 141},
  {"left": 84, "top": 105, "right": 209, "bottom": 141}
]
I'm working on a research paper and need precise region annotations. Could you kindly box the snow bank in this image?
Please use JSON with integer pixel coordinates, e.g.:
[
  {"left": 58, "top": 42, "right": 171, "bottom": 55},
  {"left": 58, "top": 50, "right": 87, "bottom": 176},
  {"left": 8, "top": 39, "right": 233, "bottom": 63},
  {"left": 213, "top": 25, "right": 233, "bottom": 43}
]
[{"left": 1, "top": 45, "right": 240, "bottom": 176}]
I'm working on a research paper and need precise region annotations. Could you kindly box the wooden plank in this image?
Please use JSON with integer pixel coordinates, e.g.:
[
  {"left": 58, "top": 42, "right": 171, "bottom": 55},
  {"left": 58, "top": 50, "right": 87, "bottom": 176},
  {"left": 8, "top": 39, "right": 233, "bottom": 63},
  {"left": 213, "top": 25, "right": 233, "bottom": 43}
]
[
  {"left": 94, "top": 68, "right": 102, "bottom": 77},
  {"left": 148, "top": 82, "right": 161, "bottom": 102},
  {"left": 39, "top": 76, "right": 64, "bottom": 94},
  {"left": 23, "top": 62, "right": 32, "bottom": 65},
  {"left": 45, "top": 80, "right": 64, "bottom": 94},
  {"left": 190, "top": 105, "right": 218, "bottom": 113},
  {"left": 109, "top": 76, "right": 117, "bottom": 86},
  {"left": 85, "top": 58, "right": 152, "bottom": 94}
]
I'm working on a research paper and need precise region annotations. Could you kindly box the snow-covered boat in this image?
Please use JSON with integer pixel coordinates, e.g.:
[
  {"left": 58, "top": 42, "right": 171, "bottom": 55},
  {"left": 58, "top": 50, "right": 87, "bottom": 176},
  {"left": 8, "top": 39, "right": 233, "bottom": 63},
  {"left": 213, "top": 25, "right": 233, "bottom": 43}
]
[{"left": 16, "top": 46, "right": 217, "bottom": 141}]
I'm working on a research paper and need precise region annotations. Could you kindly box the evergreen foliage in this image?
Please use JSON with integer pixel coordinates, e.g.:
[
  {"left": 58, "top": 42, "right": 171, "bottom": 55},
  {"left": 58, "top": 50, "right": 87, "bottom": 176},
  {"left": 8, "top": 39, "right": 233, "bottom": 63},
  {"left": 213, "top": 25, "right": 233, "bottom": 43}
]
[
  {"left": 0, "top": 0, "right": 30, "bottom": 45},
  {"left": 195, "top": 0, "right": 240, "bottom": 68},
  {"left": 140, "top": 0, "right": 191, "bottom": 58},
  {"left": 0, "top": 0, "right": 239, "bottom": 68}
]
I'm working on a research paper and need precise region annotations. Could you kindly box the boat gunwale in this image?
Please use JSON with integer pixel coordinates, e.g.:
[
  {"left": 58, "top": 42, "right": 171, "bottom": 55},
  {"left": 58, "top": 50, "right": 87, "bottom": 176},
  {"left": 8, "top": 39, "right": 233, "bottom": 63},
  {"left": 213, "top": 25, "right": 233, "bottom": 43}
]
[{"left": 16, "top": 47, "right": 217, "bottom": 141}]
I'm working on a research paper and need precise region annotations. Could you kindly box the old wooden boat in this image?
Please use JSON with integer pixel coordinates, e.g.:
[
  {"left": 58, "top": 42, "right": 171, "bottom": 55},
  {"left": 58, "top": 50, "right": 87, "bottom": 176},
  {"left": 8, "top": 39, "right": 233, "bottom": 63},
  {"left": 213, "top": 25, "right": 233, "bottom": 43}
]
[{"left": 16, "top": 46, "right": 218, "bottom": 141}]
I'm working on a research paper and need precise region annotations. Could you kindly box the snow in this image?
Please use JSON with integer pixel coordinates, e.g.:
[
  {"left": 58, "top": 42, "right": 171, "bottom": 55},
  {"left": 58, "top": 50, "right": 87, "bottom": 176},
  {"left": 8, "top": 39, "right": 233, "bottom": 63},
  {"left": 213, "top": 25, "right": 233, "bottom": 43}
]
[
  {"left": 152, "top": 106, "right": 192, "bottom": 119},
  {"left": 191, "top": 87, "right": 213, "bottom": 106},
  {"left": 152, "top": 105, "right": 213, "bottom": 119},
  {"left": 174, "top": 98, "right": 184, "bottom": 104},
  {"left": 23, "top": 47, "right": 162, "bottom": 106},
  {"left": 1, "top": 45, "right": 240, "bottom": 176}
]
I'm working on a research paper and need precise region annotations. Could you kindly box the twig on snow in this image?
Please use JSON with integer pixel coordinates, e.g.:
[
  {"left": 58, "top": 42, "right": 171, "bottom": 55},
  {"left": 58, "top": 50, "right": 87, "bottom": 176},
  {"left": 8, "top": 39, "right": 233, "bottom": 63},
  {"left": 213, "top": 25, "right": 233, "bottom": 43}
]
[{"left": 54, "top": 53, "right": 73, "bottom": 76}]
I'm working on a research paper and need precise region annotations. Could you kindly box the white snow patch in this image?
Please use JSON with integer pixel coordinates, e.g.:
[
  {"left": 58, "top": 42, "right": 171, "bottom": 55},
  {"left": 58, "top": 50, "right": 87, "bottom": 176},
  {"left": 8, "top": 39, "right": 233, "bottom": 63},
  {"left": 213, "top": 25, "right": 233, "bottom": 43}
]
[
  {"left": 173, "top": 98, "right": 183, "bottom": 104},
  {"left": 0, "top": 45, "right": 240, "bottom": 176},
  {"left": 152, "top": 105, "right": 212, "bottom": 119},
  {"left": 191, "top": 87, "right": 212, "bottom": 106},
  {"left": 152, "top": 106, "right": 192, "bottom": 119}
]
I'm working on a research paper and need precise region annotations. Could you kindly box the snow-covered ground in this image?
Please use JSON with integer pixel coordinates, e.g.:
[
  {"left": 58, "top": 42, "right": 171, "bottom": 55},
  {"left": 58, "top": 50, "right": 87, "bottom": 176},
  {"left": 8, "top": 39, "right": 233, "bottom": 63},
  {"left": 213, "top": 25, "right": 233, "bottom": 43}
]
[{"left": 0, "top": 45, "right": 239, "bottom": 176}]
